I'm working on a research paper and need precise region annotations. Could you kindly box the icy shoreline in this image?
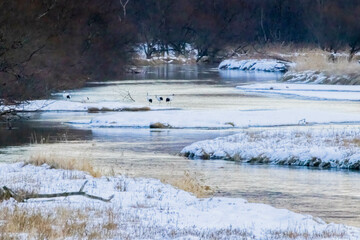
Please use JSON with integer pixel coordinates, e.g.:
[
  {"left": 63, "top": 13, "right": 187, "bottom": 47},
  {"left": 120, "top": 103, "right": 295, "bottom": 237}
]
[
  {"left": 69, "top": 109, "right": 360, "bottom": 129},
  {"left": 181, "top": 127, "right": 360, "bottom": 169},
  {"left": 282, "top": 71, "right": 360, "bottom": 85},
  {"left": 236, "top": 83, "right": 360, "bottom": 101},
  {"left": 1, "top": 100, "right": 175, "bottom": 112},
  {"left": 218, "top": 59, "right": 291, "bottom": 72},
  {"left": 1, "top": 162, "right": 359, "bottom": 239}
]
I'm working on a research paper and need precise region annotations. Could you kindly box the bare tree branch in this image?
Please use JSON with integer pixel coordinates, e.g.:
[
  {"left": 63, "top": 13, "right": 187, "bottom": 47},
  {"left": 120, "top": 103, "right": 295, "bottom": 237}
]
[
  {"left": 20, "top": 44, "right": 46, "bottom": 64},
  {"left": 1, "top": 181, "right": 115, "bottom": 203}
]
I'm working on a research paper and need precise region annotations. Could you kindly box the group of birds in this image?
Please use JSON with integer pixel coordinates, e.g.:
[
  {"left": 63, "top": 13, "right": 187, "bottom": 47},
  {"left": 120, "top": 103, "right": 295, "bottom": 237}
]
[
  {"left": 63, "top": 91, "right": 173, "bottom": 105},
  {"left": 147, "top": 93, "right": 174, "bottom": 105}
]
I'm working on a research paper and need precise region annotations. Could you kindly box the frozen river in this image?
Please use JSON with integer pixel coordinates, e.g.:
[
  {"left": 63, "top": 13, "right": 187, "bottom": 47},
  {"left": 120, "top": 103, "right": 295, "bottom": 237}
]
[{"left": 1, "top": 64, "right": 360, "bottom": 227}]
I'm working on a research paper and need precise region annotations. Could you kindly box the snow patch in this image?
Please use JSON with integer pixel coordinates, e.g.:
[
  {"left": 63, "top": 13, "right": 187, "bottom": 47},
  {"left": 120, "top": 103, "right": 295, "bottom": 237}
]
[
  {"left": 0, "top": 162, "right": 358, "bottom": 239},
  {"left": 219, "top": 59, "right": 291, "bottom": 72},
  {"left": 236, "top": 83, "right": 360, "bottom": 101},
  {"left": 282, "top": 70, "right": 360, "bottom": 85},
  {"left": 181, "top": 127, "right": 360, "bottom": 169},
  {"left": 69, "top": 109, "right": 360, "bottom": 129}
]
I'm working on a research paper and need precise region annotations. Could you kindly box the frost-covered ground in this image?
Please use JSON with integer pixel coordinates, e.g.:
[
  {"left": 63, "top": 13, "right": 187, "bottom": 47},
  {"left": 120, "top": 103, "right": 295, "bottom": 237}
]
[
  {"left": 181, "top": 127, "right": 360, "bottom": 169},
  {"left": 218, "top": 59, "right": 291, "bottom": 72},
  {"left": 236, "top": 83, "right": 360, "bottom": 101},
  {"left": 1, "top": 163, "right": 359, "bottom": 239},
  {"left": 282, "top": 71, "right": 360, "bottom": 85},
  {"left": 69, "top": 109, "right": 360, "bottom": 129},
  {"left": 2, "top": 100, "right": 175, "bottom": 112}
]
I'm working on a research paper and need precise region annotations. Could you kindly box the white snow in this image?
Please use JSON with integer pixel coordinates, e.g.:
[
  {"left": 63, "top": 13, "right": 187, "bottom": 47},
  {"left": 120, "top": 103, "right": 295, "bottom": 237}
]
[
  {"left": 181, "top": 127, "right": 360, "bottom": 169},
  {"left": 3, "top": 100, "right": 173, "bottom": 112},
  {"left": 282, "top": 70, "right": 360, "bottom": 85},
  {"left": 0, "top": 162, "right": 358, "bottom": 239},
  {"left": 134, "top": 43, "right": 198, "bottom": 62},
  {"left": 236, "top": 83, "right": 360, "bottom": 101},
  {"left": 69, "top": 109, "right": 360, "bottom": 129},
  {"left": 218, "top": 59, "right": 291, "bottom": 72}
]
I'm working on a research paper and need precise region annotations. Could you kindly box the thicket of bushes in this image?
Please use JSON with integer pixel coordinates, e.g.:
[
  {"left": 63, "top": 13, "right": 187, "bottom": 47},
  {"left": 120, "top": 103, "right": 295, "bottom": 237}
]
[{"left": 1, "top": 0, "right": 359, "bottom": 101}]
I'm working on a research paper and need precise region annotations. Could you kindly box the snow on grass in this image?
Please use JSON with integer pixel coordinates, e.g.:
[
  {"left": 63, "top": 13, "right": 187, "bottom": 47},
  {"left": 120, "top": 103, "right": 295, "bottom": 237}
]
[
  {"left": 0, "top": 162, "right": 358, "bottom": 239},
  {"left": 282, "top": 71, "right": 360, "bottom": 85},
  {"left": 4, "top": 100, "right": 176, "bottom": 112},
  {"left": 181, "top": 127, "right": 360, "bottom": 169},
  {"left": 236, "top": 83, "right": 360, "bottom": 101},
  {"left": 219, "top": 59, "right": 291, "bottom": 72},
  {"left": 69, "top": 109, "right": 360, "bottom": 129}
]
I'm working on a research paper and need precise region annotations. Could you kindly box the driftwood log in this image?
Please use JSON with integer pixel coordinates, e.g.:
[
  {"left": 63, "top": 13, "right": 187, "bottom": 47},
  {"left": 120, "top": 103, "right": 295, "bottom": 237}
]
[{"left": 0, "top": 181, "right": 114, "bottom": 202}]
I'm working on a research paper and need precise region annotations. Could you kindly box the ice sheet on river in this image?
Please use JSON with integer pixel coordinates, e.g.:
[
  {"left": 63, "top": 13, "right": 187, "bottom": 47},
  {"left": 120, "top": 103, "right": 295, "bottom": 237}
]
[
  {"left": 70, "top": 109, "right": 360, "bottom": 129},
  {"left": 181, "top": 127, "right": 360, "bottom": 169},
  {"left": 236, "top": 83, "right": 360, "bottom": 101},
  {"left": 1, "top": 162, "right": 358, "bottom": 239}
]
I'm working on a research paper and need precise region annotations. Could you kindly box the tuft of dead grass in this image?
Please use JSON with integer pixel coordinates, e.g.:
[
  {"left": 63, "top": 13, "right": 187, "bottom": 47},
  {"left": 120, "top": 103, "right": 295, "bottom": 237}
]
[
  {"left": 162, "top": 171, "right": 213, "bottom": 198},
  {"left": 291, "top": 49, "right": 360, "bottom": 75},
  {"left": 26, "top": 153, "right": 101, "bottom": 178},
  {"left": 0, "top": 206, "right": 117, "bottom": 240},
  {"left": 121, "top": 107, "right": 151, "bottom": 112},
  {"left": 87, "top": 107, "right": 112, "bottom": 113},
  {"left": 266, "top": 227, "right": 347, "bottom": 239}
]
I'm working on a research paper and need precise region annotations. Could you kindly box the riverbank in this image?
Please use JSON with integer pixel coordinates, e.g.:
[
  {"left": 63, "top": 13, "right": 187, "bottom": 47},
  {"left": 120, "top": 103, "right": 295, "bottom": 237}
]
[
  {"left": 181, "top": 127, "right": 360, "bottom": 169},
  {"left": 1, "top": 162, "right": 358, "bottom": 239},
  {"left": 216, "top": 47, "right": 360, "bottom": 84}
]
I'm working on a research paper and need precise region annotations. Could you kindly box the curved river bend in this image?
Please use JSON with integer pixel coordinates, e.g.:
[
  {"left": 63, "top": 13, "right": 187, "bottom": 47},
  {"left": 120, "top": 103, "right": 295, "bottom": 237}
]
[{"left": 1, "top": 64, "right": 360, "bottom": 227}]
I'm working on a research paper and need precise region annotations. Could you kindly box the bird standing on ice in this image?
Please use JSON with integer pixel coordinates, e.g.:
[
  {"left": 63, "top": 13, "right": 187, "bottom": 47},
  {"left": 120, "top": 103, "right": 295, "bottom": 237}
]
[
  {"left": 62, "top": 91, "right": 71, "bottom": 100},
  {"left": 165, "top": 94, "right": 175, "bottom": 105},
  {"left": 147, "top": 93, "right": 153, "bottom": 105},
  {"left": 155, "top": 95, "right": 163, "bottom": 104}
]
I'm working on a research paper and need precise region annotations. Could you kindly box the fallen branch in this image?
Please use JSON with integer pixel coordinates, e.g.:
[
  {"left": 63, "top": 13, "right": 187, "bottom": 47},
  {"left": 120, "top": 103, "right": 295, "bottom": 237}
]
[{"left": 0, "top": 180, "right": 114, "bottom": 202}]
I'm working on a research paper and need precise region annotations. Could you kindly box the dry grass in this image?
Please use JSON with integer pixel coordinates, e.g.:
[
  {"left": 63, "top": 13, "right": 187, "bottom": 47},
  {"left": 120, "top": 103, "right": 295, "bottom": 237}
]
[
  {"left": 26, "top": 153, "right": 101, "bottom": 178},
  {"left": 0, "top": 206, "right": 117, "bottom": 240},
  {"left": 341, "top": 138, "right": 360, "bottom": 148},
  {"left": 87, "top": 107, "right": 150, "bottom": 113},
  {"left": 291, "top": 49, "right": 360, "bottom": 75},
  {"left": 226, "top": 43, "right": 360, "bottom": 75},
  {"left": 122, "top": 107, "right": 151, "bottom": 112},
  {"left": 0, "top": 203, "right": 349, "bottom": 239},
  {"left": 87, "top": 107, "right": 113, "bottom": 113},
  {"left": 162, "top": 171, "right": 213, "bottom": 198},
  {"left": 266, "top": 227, "right": 347, "bottom": 239}
]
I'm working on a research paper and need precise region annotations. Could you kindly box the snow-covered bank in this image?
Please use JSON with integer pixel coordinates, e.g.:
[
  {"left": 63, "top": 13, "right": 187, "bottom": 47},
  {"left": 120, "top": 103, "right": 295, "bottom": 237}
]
[
  {"left": 236, "top": 83, "right": 360, "bottom": 101},
  {"left": 1, "top": 163, "right": 358, "bottom": 239},
  {"left": 69, "top": 109, "right": 360, "bottom": 129},
  {"left": 218, "top": 59, "right": 291, "bottom": 72},
  {"left": 181, "top": 127, "right": 360, "bottom": 169},
  {"left": 134, "top": 43, "right": 198, "bottom": 64},
  {"left": 3, "top": 100, "right": 175, "bottom": 112},
  {"left": 282, "top": 71, "right": 360, "bottom": 85}
]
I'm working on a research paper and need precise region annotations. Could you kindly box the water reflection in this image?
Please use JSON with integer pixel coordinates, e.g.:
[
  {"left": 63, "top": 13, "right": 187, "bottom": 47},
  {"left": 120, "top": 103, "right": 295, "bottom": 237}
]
[
  {"left": 2, "top": 139, "right": 360, "bottom": 227},
  {"left": 2, "top": 64, "right": 360, "bottom": 228}
]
